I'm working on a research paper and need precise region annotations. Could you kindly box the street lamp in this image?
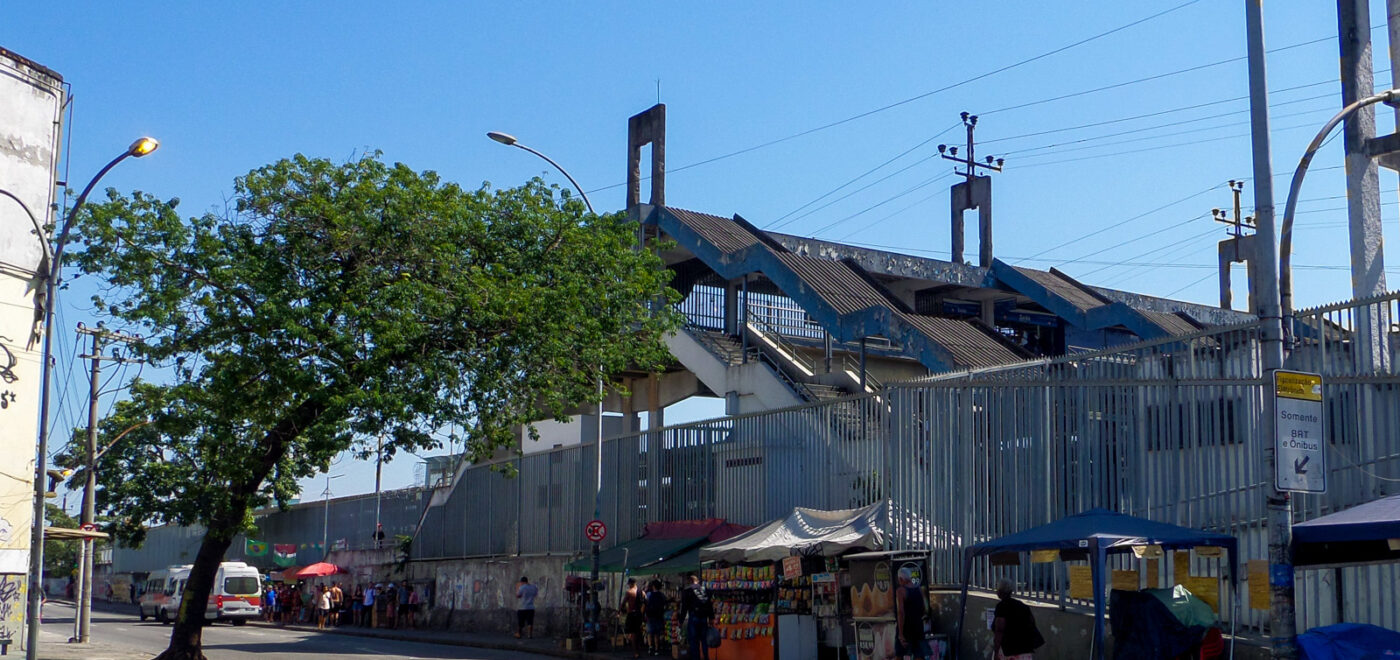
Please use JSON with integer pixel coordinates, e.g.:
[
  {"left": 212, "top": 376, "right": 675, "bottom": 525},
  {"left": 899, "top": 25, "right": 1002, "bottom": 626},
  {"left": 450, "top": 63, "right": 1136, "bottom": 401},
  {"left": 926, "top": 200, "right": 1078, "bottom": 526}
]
[
  {"left": 486, "top": 131, "right": 605, "bottom": 642},
  {"left": 321, "top": 473, "right": 345, "bottom": 557},
  {"left": 3, "top": 136, "right": 159, "bottom": 659}
]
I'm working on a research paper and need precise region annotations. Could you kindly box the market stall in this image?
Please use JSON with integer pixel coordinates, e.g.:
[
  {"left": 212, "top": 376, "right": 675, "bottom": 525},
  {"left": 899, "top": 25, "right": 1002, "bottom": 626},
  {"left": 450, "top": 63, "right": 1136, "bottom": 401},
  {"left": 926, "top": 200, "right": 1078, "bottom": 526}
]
[
  {"left": 954, "top": 508, "right": 1238, "bottom": 660},
  {"left": 699, "top": 501, "right": 941, "bottom": 660},
  {"left": 1292, "top": 493, "right": 1400, "bottom": 658}
]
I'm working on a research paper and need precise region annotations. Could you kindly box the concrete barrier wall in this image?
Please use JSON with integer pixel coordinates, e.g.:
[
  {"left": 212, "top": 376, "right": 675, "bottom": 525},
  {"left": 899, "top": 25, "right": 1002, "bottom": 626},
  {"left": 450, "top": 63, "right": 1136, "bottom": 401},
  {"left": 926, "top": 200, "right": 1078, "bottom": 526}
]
[{"left": 927, "top": 590, "right": 1269, "bottom": 660}]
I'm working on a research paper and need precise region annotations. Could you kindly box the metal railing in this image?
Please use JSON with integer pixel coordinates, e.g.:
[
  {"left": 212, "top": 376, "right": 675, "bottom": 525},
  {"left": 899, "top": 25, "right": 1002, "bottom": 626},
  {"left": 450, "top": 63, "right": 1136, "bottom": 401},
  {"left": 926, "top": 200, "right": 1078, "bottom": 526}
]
[{"left": 117, "top": 291, "right": 1400, "bottom": 634}]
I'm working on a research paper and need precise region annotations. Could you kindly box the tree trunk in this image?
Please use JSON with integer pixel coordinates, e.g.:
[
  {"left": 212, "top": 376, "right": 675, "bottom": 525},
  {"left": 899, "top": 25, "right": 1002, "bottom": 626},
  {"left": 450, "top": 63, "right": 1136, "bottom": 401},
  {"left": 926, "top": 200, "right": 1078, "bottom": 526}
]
[
  {"left": 153, "top": 527, "right": 235, "bottom": 660},
  {"left": 154, "top": 394, "right": 331, "bottom": 660}
]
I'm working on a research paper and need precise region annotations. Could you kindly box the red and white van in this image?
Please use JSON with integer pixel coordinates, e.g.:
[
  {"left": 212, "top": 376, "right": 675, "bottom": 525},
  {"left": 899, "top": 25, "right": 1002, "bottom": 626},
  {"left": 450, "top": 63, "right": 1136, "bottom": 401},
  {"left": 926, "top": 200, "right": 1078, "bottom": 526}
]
[
  {"left": 205, "top": 561, "right": 262, "bottom": 625},
  {"left": 138, "top": 565, "right": 190, "bottom": 624}
]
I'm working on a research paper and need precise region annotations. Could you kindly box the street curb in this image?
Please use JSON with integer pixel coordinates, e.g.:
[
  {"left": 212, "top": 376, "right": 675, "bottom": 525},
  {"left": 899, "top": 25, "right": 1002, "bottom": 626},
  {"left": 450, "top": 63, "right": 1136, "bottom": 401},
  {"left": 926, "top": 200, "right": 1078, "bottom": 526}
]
[{"left": 245, "top": 620, "right": 622, "bottom": 660}]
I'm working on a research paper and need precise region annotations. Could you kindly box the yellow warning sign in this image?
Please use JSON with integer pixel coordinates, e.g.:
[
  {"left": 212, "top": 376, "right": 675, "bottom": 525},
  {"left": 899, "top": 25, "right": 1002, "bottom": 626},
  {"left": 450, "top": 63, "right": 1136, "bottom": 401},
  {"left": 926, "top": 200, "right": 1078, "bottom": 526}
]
[
  {"left": 1068, "top": 565, "right": 1094, "bottom": 600},
  {"left": 1276, "top": 371, "right": 1322, "bottom": 402}
]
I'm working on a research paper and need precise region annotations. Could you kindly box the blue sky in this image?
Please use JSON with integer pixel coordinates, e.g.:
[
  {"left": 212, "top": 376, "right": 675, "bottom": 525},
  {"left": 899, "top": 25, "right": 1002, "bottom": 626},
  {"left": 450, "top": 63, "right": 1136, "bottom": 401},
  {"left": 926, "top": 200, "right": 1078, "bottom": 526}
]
[{"left": 7, "top": 2, "right": 1398, "bottom": 502}]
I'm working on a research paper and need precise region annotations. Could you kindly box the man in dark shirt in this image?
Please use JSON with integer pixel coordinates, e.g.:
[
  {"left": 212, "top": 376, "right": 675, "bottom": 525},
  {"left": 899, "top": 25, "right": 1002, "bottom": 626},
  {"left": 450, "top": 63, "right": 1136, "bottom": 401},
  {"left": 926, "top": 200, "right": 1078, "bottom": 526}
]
[
  {"left": 895, "top": 567, "right": 930, "bottom": 659},
  {"left": 676, "top": 573, "right": 713, "bottom": 660},
  {"left": 993, "top": 580, "right": 1044, "bottom": 659},
  {"left": 644, "top": 580, "right": 668, "bottom": 656}
]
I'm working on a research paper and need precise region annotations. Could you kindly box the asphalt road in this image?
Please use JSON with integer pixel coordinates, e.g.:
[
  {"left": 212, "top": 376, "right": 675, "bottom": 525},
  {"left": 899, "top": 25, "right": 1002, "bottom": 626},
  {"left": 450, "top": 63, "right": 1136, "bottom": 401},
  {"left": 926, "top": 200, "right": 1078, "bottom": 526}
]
[{"left": 39, "top": 602, "right": 557, "bottom": 660}]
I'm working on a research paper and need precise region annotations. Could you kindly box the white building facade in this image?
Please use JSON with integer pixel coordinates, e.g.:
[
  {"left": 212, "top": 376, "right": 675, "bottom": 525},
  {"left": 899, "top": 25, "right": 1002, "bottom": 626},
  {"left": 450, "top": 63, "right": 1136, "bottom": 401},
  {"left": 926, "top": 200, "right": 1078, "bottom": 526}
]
[{"left": 0, "top": 46, "right": 65, "bottom": 645}]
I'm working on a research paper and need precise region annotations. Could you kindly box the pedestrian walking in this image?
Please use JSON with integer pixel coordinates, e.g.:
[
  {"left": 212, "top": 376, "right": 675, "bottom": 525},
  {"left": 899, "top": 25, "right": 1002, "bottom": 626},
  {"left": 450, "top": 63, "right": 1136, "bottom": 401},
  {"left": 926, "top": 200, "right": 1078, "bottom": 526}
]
[
  {"left": 329, "top": 581, "right": 344, "bottom": 626},
  {"left": 623, "top": 578, "right": 645, "bottom": 658},
  {"left": 363, "top": 583, "right": 377, "bottom": 627},
  {"left": 515, "top": 576, "right": 538, "bottom": 639},
  {"left": 300, "top": 583, "right": 315, "bottom": 624},
  {"left": 351, "top": 586, "right": 364, "bottom": 627},
  {"left": 644, "top": 580, "right": 668, "bottom": 656},
  {"left": 264, "top": 583, "right": 278, "bottom": 623},
  {"left": 384, "top": 581, "right": 399, "bottom": 629},
  {"left": 993, "top": 579, "right": 1045, "bottom": 660},
  {"left": 317, "top": 585, "right": 331, "bottom": 630},
  {"left": 677, "top": 573, "right": 714, "bottom": 660},
  {"left": 895, "top": 567, "right": 931, "bottom": 660},
  {"left": 403, "top": 586, "right": 421, "bottom": 629}
]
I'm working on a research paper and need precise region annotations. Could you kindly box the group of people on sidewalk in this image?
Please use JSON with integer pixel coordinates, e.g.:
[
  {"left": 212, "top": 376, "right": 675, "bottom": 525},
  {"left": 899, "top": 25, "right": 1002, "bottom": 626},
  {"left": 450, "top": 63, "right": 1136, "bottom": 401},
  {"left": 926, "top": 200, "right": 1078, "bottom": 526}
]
[{"left": 262, "top": 580, "right": 422, "bottom": 631}]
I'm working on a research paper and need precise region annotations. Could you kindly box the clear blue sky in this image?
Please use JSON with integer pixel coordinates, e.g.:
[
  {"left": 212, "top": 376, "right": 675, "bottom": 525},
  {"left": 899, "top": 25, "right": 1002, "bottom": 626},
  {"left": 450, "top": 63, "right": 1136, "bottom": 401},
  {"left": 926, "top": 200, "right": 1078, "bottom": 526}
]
[{"left": 7, "top": 2, "right": 1397, "bottom": 503}]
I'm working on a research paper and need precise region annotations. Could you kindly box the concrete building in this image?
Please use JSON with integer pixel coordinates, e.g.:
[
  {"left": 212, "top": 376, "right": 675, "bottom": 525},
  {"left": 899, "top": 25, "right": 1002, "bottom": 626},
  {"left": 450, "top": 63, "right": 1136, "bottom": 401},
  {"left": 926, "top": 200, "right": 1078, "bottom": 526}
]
[{"left": 0, "top": 46, "right": 65, "bottom": 647}]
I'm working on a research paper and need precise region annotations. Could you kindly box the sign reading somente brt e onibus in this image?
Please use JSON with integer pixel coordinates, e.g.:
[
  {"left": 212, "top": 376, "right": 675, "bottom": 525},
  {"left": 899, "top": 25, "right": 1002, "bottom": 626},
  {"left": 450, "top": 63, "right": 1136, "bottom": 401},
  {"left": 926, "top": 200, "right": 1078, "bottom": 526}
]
[{"left": 1274, "top": 370, "right": 1326, "bottom": 493}]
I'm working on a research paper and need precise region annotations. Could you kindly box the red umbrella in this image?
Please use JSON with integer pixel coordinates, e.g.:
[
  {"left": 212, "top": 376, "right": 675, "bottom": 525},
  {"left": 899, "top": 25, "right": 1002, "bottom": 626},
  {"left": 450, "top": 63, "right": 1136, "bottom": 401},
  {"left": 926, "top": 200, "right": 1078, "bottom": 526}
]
[{"left": 295, "top": 562, "right": 342, "bottom": 578}]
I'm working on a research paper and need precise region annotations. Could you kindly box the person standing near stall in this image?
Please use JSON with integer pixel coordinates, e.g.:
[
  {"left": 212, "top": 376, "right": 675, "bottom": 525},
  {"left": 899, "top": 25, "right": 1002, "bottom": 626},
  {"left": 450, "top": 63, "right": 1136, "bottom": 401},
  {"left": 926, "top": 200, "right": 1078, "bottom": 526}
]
[
  {"left": 622, "top": 578, "right": 645, "bottom": 658},
  {"left": 677, "top": 573, "right": 714, "bottom": 660},
  {"left": 644, "top": 580, "right": 669, "bottom": 656},
  {"left": 992, "top": 580, "right": 1044, "bottom": 660},
  {"left": 895, "top": 567, "right": 931, "bottom": 660}
]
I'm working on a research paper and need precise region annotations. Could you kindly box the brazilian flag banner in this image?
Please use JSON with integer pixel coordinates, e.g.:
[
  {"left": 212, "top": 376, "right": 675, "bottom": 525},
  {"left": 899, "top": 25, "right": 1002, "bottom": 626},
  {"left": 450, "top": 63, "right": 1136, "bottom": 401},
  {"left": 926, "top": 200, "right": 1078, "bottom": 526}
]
[{"left": 245, "top": 539, "right": 268, "bottom": 557}]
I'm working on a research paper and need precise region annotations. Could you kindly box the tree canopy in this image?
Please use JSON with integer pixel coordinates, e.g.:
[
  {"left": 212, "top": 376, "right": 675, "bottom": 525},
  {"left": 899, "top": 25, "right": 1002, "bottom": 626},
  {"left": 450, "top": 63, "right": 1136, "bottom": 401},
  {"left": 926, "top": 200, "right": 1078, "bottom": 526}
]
[{"left": 73, "top": 153, "right": 680, "bottom": 658}]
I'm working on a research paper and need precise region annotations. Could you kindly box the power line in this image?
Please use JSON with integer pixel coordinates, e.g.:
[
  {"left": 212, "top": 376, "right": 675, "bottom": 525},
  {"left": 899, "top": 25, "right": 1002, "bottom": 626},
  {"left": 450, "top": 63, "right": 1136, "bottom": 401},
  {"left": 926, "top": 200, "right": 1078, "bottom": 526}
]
[
  {"left": 586, "top": 1, "right": 1208, "bottom": 194},
  {"left": 809, "top": 172, "right": 957, "bottom": 237},
  {"left": 765, "top": 123, "right": 960, "bottom": 230},
  {"left": 766, "top": 126, "right": 958, "bottom": 231}
]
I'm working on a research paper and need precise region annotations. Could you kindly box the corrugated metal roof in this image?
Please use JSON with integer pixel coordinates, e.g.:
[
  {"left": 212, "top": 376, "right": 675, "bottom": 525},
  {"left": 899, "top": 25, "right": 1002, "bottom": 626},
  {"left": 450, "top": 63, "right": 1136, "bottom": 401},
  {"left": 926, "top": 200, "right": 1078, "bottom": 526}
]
[
  {"left": 1013, "top": 266, "right": 1106, "bottom": 313},
  {"left": 774, "top": 253, "right": 890, "bottom": 315},
  {"left": 667, "top": 208, "right": 762, "bottom": 254},
  {"left": 1141, "top": 310, "right": 1201, "bottom": 337},
  {"left": 900, "top": 314, "right": 1029, "bottom": 368}
]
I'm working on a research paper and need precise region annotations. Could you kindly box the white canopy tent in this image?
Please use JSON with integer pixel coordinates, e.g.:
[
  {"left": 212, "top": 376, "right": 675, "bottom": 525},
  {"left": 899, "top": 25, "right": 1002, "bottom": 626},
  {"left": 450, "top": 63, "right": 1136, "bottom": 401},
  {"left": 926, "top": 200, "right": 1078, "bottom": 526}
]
[{"left": 699, "top": 500, "right": 953, "bottom": 563}]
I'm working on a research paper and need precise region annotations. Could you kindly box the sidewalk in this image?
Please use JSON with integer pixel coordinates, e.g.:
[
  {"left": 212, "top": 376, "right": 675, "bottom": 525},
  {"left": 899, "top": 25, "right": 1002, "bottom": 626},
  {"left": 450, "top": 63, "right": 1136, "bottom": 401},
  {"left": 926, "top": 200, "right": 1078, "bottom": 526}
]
[
  {"left": 246, "top": 618, "right": 650, "bottom": 660},
  {"left": 88, "top": 599, "right": 655, "bottom": 660}
]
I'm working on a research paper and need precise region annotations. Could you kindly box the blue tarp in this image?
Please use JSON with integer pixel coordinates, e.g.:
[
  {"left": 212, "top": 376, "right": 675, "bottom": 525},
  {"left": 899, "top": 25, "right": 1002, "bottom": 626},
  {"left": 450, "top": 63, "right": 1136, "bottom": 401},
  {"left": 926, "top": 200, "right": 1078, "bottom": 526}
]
[
  {"left": 955, "top": 509, "right": 1239, "bottom": 660},
  {"left": 1298, "top": 623, "right": 1400, "bottom": 659},
  {"left": 1294, "top": 494, "right": 1400, "bottom": 567}
]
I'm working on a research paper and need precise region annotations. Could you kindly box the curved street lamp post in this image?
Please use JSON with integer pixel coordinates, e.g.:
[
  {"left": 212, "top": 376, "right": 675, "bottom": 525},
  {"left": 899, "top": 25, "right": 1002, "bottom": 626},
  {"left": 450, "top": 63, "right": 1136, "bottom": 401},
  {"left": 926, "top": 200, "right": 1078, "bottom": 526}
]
[
  {"left": 485, "top": 131, "right": 605, "bottom": 643},
  {"left": 0, "top": 137, "right": 158, "bottom": 659}
]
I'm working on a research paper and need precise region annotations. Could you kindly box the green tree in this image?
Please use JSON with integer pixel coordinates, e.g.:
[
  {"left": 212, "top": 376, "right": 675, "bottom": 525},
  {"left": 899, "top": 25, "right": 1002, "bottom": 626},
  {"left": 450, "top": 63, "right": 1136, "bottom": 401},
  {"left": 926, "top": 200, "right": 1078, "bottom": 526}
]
[
  {"left": 74, "top": 154, "right": 680, "bottom": 660},
  {"left": 42, "top": 503, "right": 80, "bottom": 578}
]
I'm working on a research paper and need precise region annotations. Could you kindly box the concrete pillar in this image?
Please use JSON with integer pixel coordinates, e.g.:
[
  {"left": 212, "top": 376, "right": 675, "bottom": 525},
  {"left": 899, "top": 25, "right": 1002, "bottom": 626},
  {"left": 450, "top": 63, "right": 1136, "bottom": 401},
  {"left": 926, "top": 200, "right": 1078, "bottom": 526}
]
[
  {"left": 1339, "top": 0, "right": 1392, "bottom": 372},
  {"left": 951, "top": 175, "right": 993, "bottom": 267}
]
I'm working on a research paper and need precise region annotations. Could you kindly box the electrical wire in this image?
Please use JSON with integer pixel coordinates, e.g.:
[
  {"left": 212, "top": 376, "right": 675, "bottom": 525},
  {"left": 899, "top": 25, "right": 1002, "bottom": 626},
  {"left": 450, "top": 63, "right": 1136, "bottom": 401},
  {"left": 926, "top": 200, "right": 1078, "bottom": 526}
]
[
  {"left": 765, "top": 123, "right": 960, "bottom": 230},
  {"left": 586, "top": 1, "right": 1212, "bottom": 194},
  {"left": 810, "top": 172, "right": 957, "bottom": 237}
]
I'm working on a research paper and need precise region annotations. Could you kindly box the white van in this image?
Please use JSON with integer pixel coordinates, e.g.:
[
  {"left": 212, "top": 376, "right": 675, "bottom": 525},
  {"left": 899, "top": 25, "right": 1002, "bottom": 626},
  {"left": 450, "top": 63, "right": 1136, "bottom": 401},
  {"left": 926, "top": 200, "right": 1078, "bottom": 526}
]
[
  {"left": 139, "top": 565, "right": 190, "bottom": 624},
  {"left": 205, "top": 561, "right": 262, "bottom": 625}
]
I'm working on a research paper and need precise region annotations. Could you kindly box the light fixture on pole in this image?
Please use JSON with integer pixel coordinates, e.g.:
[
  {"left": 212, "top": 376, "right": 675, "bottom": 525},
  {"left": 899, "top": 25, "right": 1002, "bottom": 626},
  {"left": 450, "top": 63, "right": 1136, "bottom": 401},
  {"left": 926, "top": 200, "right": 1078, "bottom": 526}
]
[
  {"left": 5, "top": 136, "right": 159, "bottom": 659},
  {"left": 485, "top": 130, "right": 604, "bottom": 643}
]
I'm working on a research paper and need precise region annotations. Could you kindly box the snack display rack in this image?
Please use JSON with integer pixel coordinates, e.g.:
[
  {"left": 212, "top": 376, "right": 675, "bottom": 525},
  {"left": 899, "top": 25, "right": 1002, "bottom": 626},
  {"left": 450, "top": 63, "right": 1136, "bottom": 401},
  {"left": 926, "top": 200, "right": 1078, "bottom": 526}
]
[{"left": 703, "top": 564, "right": 777, "bottom": 660}]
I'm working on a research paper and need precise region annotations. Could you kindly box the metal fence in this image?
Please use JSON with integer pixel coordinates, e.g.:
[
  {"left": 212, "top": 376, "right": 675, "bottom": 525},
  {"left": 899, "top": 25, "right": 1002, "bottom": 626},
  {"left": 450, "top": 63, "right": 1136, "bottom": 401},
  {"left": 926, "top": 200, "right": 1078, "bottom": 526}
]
[
  {"left": 113, "top": 488, "right": 428, "bottom": 573},
  {"left": 417, "top": 291, "right": 1400, "bottom": 634}
]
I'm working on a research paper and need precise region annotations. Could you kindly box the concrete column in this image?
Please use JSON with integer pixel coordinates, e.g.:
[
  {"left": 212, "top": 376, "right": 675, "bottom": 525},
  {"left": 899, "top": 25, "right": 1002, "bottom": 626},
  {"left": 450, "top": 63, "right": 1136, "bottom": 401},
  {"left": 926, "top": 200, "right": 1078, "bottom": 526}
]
[{"left": 1339, "top": 0, "right": 1392, "bottom": 372}]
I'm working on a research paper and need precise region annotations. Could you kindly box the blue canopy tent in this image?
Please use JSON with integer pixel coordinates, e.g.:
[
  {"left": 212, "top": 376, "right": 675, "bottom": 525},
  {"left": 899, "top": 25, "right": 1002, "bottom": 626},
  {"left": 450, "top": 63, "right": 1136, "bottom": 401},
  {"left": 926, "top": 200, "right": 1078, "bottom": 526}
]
[
  {"left": 1293, "top": 493, "right": 1400, "bottom": 567},
  {"left": 954, "top": 508, "right": 1239, "bottom": 660}
]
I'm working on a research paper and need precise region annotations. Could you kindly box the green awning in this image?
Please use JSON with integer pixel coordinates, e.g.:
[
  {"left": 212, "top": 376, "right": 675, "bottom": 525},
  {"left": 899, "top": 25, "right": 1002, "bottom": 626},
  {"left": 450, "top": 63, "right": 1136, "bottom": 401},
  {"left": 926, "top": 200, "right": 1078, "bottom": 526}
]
[
  {"left": 632, "top": 546, "right": 704, "bottom": 575},
  {"left": 564, "top": 536, "right": 705, "bottom": 573}
]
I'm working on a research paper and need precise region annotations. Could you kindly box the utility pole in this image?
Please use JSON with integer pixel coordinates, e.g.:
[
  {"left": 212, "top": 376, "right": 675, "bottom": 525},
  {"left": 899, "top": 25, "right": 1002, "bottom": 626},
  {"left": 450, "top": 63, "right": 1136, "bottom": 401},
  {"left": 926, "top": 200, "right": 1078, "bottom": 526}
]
[
  {"left": 75, "top": 322, "right": 139, "bottom": 644},
  {"left": 1213, "top": 180, "right": 1258, "bottom": 311},
  {"left": 939, "top": 111, "right": 1004, "bottom": 269},
  {"left": 373, "top": 434, "right": 383, "bottom": 550},
  {"left": 1338, "top": 0, "right": 1391, "bottom": 373},
  {"left": 1244, "top": 2, "right": 1297, "bottom": 657}
]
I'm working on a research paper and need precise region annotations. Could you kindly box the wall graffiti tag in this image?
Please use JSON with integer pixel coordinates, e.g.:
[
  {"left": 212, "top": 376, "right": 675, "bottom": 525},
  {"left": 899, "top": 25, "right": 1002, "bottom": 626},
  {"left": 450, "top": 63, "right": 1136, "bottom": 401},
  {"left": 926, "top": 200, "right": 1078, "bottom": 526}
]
[
  {"left": 0, "top": 575, "right": 24, "bottom": 644},
  {"left": 0, "top": 337, "right": 17, "bottom": 385}
]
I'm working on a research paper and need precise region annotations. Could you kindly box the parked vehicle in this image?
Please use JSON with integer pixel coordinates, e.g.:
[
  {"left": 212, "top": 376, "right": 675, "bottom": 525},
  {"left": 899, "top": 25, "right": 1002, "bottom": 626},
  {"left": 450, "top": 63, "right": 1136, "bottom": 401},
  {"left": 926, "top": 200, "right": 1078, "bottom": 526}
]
[
  {"left": 138, "top": 565, "right": 191, "bottom": 624},
  {"left": 206, "top": 561, "right": 262, "bottom": 625}
]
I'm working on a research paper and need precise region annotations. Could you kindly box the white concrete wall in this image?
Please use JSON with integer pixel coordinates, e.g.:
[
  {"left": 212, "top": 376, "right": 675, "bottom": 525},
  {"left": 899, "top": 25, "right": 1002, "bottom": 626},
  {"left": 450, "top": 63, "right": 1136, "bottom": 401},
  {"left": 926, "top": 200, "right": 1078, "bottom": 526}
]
[{"left": 0, "top": 46, "right": 64, "bottom": 643}]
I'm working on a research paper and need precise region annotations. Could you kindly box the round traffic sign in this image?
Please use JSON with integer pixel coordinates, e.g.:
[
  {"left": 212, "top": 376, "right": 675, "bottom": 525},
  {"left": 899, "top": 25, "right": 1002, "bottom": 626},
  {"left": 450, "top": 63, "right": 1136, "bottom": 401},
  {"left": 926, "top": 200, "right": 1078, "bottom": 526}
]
[
  {"left": 80, "top": 523, "right": 97, "bottom": 532},
  {"left": 584, "top": 519, "right": 607, "bottom": 543}
]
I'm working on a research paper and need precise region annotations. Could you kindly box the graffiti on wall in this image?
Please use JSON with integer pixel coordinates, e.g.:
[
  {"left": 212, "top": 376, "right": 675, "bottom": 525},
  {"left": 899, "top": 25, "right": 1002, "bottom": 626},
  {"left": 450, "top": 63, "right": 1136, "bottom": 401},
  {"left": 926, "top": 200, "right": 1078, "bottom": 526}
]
[
  {"left": 0, "top": 574, "right": 25, "bottom": 647},
  {"left": 0, "top": 337, "right": 18, "bottom": 385}
]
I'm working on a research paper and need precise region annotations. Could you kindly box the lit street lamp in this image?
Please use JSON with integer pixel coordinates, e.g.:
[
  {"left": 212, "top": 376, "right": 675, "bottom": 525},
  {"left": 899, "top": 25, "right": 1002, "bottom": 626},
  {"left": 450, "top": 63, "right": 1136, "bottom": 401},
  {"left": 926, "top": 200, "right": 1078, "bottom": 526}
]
[
  {"left": 486, "top": 131, "right": 605, "bottom": 642},
  {"left": 1, "top": 136, "right": 159, "bottom": 659}
]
